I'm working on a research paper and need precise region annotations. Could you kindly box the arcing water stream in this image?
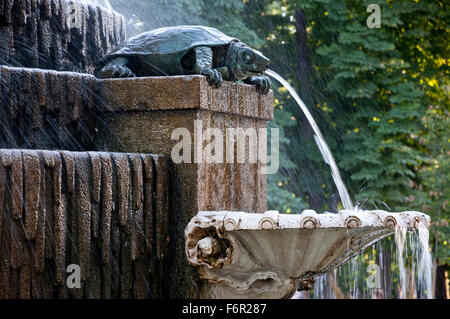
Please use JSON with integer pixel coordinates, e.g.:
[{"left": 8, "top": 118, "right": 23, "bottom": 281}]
[
  {"left": 266, "top": 69, "right": 353, "bottom": 210},
  {"left": 266, "top": 70, "right": 433, "bottom": 298}
]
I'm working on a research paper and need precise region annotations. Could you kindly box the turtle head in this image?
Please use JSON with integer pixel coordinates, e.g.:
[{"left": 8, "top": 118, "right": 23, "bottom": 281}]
[{"left": 226, "top": 42, "right": 270, "bottom": 80}]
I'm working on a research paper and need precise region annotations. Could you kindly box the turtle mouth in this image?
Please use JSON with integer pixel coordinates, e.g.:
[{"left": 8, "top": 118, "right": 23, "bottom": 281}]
[{"left": 242, "top": 68, "right": 263, "bottom": 75}]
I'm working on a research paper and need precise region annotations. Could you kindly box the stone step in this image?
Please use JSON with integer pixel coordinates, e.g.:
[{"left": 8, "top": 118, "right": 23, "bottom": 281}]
[{"left": 0, "top": 0, "right": 125, "bottom": 74}]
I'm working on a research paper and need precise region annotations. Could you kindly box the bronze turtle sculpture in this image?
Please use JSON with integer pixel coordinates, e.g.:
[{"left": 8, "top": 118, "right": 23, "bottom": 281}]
[{"left": 95, "top": 25, "right": 271, "bottom": 94}]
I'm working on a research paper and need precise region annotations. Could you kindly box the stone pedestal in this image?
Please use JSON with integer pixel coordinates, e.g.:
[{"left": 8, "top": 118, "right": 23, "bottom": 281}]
[{"left": 95, "top": 75, "right": 274, "bottom": 297}]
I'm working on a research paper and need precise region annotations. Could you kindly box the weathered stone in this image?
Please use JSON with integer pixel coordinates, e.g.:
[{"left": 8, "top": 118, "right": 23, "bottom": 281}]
[
  {"left": 35, "top": 153, "right": 47, "bottom": 273},
  {"left": 0, "top": 0, "right": 126, "bottom": 74},
  {"left": 23, "top": 150, "right": 40, "bottom": 240},
  {"left": 96, "top": 75, "right": 274, "bottom": 298},
  {"left": 10, "top": 150, "right": 22, "bottom": 219},
  {"left": 99, "top": 152, "right": 113, "bottom": 265},
  {"left": 53, "top": 152, "right": 66, "bottom": 285},
  {"left": 112, "top": 153, "right": 130, "bottom": 227},
  {"left": 98, "top": 76, "right": 273, "bottom": 217},
  {"left": 142, "top": 154, "right": 154, "bottom": 254},
  {"left": 154, "top": 155, "right": 169, "bottom": 262},
  {"left": 0, "top": 59, "right": 275, "bottom": 298}
]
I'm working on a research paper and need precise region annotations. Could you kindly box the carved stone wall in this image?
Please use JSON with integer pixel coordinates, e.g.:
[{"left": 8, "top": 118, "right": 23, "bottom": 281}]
[
  {"left": 95, "top": 75, "right": 274, "bottom": 298},
  {"left": 0, "top": 66, "right": 105, "bottom": 150},
  {"left": 0, "top": 149, "right": 170, "bottom": 298},
  {"left": 0, "top": 0, "right": 125, "bottom": 74}
]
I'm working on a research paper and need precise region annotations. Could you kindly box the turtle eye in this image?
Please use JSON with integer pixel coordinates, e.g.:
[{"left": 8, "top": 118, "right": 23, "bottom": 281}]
[{"left": 243, "top": 52, "right": 255, "bottom": 64}]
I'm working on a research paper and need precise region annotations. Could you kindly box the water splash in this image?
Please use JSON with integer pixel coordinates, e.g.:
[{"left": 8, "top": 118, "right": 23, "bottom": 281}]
[
  {"left": 78, "top": 0, "right": 114, "bottom": 11},
  {"left": 308, "top": 227, "right": 433, "bottom": 299},
  {"left": 394, "top": 224, "right": 433, "bottom": 299},
  {"left": 266, "top": 69, "right": 353, "bottom": 210},
  {"left": 395, "top": 226, "right": 408, "bottom": 298},
  {"left": 313, "top": 272, "right": 337, "bottom": 299}
]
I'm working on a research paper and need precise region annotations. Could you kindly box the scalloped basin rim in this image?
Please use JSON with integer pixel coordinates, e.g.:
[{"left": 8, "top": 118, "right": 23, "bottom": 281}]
[
  {"left": 185, "top": 209, "right": 430, "bottom": 299},
  {"left": 195, "top": 209, "right": 430, "bottom": 231}
]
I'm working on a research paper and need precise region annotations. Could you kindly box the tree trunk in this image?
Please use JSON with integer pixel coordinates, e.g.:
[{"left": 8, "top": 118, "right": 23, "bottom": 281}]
[
  {"left": 434, "top": 263, "right": 448, "bottom": 299},
  {"left": 376, "top": 245, "right": 392, "bottom": 299}
]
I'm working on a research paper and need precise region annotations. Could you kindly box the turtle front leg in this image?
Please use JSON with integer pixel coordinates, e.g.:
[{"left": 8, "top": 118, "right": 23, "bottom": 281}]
[
  {"left": 244, "top": 75, "right": 271, "bottom": 94},
  {"left": 96, "top": 57, "right": 136, "bottom": 79},
  {"left": 193, "top": 46, "right": 222, "bottom": 88}
]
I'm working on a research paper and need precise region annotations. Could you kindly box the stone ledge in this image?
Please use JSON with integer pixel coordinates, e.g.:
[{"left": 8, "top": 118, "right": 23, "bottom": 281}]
[
  {"left": 0, "top": 0, "right": 125, "bottom": 73},
  {"left": 101, "top": 75, "right": 274, "bottom": 121}
]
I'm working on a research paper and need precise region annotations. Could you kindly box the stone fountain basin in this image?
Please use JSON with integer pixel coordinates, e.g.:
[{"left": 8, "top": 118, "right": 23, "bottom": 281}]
[{"left": 185, "top": 210, "right": 430, "bottom": 299}]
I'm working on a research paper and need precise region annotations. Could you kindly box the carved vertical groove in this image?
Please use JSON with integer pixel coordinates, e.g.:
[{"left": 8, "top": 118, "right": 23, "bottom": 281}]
[
  {"left": 53, "top": 152, "right": 65, "bottom": 285},
  {"left": 10, "top": 150, "right": 22, "bottom": 219},
  {"left": 142, "top": 155, "right": 154, "bottom": 255},
  {"left": 154, "top": 155, "right": 169, "bottom": 262}
]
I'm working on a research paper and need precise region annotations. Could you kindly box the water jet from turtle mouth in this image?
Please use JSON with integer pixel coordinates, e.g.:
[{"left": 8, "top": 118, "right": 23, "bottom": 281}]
[{"left": 266, "top": 69, "right": 354, "bottom": 211}]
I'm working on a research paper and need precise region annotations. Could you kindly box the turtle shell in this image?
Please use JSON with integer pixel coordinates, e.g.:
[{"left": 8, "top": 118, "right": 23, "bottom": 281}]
[{"left": 105, "top": 25, "right": 238, "bottom": 58}]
